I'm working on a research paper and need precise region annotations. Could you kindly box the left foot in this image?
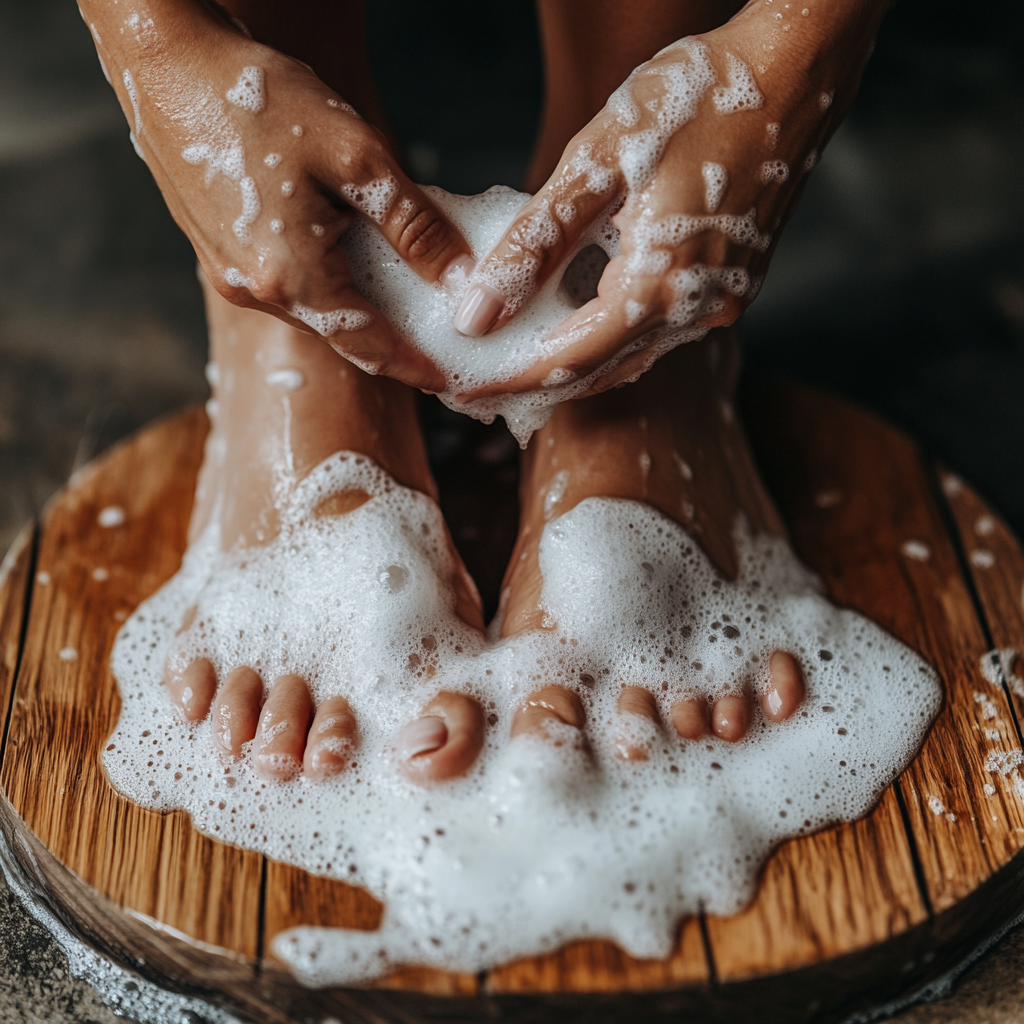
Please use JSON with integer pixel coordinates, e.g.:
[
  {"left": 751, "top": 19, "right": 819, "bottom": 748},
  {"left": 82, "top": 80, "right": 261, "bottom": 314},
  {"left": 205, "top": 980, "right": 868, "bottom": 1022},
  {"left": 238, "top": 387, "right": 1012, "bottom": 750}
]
[{"left": 498, "top": 329, "right": 805, "bottom": 756}]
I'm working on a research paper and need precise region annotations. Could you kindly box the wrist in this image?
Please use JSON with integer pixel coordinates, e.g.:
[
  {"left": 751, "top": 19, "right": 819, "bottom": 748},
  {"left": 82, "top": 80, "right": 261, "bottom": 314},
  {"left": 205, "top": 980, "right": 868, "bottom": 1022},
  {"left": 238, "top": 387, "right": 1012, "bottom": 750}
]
[
  {"left": 723, "top": 0, "right": 889, "bottom": 86},
  {"left": 78, "top": 0, "right": 242, "bottom": 77}
]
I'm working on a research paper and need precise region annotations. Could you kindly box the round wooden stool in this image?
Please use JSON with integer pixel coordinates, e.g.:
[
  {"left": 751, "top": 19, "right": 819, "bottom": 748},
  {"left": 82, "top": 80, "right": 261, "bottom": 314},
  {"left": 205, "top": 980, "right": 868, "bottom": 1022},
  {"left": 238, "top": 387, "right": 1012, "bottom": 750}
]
[{"left": 2, "top": 380, "right": 1024, "bottom": 1024}]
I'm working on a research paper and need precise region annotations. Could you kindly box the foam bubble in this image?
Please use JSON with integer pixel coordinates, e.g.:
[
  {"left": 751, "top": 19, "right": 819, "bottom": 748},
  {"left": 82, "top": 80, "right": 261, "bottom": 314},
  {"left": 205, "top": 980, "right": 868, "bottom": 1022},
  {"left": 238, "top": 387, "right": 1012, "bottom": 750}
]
[
  {"left": 223, "top": 268, "right": 253, "bottom": 289},
  {"left": 105, "top": 454, "right": 942, "bottom": 986},
  {"left": 761, "top": 160, "right": 790, "bottom": 184},
  {"left": 122, "top": 69, "right": 142, "bottom": 135},
  {"left": 290, "top": 305, "right": 372, "bottom": 337},
  {"left": 340, "top": 178, "right": 399, "bottom": 225},
  {"left": 342, "top": 186, "right": 742, "bottom": 445},
  {"left": 264, "top": 152, "right": 281, "bottom": 168},
  {"left": 226, "top": 66, "right": 265, "bottom": 114},
  {"left": 901, "top": 539, "right": 931, "bottom": 562},
  {"left": 713, "top": 54, "right": 764, "bottom": 115},
  {"left": 233, "top": 177, "right": 260, "bottom": 244},
  {"left": 265, "top": 369, "right": 305, "bottom": 390},
  {"left": 59, "top": 648, "right": 78, "bottom": 662},
  {"left": 98, "top": 506, "right": 125, "bottom": 528},
  {"left": 702, "top": 162, "right": 728, "bottom": 213}
]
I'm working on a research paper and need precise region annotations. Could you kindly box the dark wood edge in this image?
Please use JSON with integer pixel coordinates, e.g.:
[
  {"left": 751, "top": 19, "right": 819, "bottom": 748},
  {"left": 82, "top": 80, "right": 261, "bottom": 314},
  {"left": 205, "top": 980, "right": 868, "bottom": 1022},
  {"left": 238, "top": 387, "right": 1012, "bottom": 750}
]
[{"left": 3, "top": 744, "right": 1023, "bottom": 1024}]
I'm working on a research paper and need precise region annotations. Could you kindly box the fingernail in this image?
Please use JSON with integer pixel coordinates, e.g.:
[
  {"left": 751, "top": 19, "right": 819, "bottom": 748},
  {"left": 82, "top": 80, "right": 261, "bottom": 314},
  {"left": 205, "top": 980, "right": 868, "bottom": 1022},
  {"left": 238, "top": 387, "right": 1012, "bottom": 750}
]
[
  {"left": 441, "top": 254, "right": 476, "bottom": 293},
  {"left": 454, "top": 284, "right": 504, "bottom": 337},
  {"left": 398, "top": 715, "right": 448, "bottom": 759}
]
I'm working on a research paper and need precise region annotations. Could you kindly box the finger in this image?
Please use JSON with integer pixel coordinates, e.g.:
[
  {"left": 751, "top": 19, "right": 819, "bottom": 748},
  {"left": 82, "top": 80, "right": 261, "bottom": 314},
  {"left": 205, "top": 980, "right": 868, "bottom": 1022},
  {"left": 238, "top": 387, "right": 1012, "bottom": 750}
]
[
  {"left": 201, "top": 187, "right": 447, "bottom": 391},
  {"left": 458, "top": 248, "right": 752, "bottom": 401},
  {"left": 457, "top": 254, "right": 663, "bottom": 400},
  {"left": 453, "top": 133, "right": 621, "bottom": 338},
  {"left": 314, "top": 122, "right": 474, "bottom": 285}
]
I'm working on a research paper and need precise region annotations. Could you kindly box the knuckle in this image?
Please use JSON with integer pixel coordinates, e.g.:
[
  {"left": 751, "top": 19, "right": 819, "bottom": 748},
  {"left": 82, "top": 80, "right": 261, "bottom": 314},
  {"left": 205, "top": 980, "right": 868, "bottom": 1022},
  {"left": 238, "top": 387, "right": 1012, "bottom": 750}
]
[{"left": 395, "top": 205, "right": 456, "bottom": 266}]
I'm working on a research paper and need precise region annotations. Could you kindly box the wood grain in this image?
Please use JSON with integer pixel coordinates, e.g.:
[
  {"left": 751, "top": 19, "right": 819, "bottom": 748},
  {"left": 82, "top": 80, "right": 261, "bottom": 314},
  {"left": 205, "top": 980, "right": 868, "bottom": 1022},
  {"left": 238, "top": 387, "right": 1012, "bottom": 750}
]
[
  {"left": 3, "top": 387, "right": 1024, "bottom": 1022},
  {"left": 939, "top": 469, "right": 1024, "bottom": 719},
  {"left": 2, "top": 410, "right": 263, "bottom": 957},
  {"left": 0, "top": 522, "right": 34, "bottom": 747},
  {"left": 484, "top": 919, "right": 708, "bottom": 994},
  {"left": 743, "top": 382, "right": 1024, "bottom": 917}
]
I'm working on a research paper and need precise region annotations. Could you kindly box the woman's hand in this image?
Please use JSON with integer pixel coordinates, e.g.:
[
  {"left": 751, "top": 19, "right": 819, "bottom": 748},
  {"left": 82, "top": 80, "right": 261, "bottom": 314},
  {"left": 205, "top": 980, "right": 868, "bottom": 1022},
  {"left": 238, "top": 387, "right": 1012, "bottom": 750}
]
[
  {"left": 452, "top": 0, "right": 885, "bottom": 400},
  {"left": 81, "top": 0, "right": 472, "bottom": 391}
]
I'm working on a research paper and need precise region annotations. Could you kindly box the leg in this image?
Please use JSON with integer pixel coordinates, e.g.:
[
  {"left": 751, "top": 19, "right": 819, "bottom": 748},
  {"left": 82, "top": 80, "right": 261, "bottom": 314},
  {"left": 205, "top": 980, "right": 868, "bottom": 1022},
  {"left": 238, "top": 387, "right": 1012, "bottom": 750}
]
[
  {"left": 500, "top": 330, "right": 805, "bottom": 753},
  {"left": 166, "top": 278, "right": 487, "bottom": 782}
]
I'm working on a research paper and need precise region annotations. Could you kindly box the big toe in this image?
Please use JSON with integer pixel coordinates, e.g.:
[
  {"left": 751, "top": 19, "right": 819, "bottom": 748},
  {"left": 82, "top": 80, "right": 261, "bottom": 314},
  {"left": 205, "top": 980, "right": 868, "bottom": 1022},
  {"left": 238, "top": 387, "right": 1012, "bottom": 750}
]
[
  {"left": 304, "top": 696, "right": 358, "bottom": 779},
  {"left": 614, "top": 686, "right": 660, "bottom": 761},
  {"left": 164, "top": 656, "right": 217, "bottom": 722},
  {"left": 510, "top": 685, "right": 586, "bottom": 746},
  {"left": 255, "top": 674, "right": 314, "bottom": 779},
  {"left": 761, "top": 650, "right": 805, "bottom": 722},
  {"left": 397, "top": 691, "right": 484, "bottom": 783},
  {"left": 212, "top": 666, "right": 263, "bottom": 757}
]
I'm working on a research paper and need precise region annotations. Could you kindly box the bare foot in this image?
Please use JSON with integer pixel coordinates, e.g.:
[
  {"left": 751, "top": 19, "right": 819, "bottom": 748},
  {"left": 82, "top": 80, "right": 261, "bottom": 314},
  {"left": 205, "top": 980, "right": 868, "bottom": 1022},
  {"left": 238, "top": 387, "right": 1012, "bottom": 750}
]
[
  {"left": 498, "top": 329, "right": 805, "bottom": 756},
  {"left": 163, "top": 278, "right": 486, "bottom": 783}
]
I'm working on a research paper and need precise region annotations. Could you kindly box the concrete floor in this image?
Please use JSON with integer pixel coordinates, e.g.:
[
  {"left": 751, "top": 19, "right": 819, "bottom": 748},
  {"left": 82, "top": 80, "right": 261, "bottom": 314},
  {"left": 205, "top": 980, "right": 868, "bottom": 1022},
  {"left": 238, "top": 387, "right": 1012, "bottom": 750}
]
[{"left": 2, "top": 0, "right": 1024, "bottom": 1020}]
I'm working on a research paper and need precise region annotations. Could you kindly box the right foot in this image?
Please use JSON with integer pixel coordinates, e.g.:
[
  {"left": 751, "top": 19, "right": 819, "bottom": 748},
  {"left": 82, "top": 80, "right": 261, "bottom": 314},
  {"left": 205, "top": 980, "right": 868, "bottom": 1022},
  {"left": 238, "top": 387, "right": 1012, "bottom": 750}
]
[
  {"left": 163, "top": 280, "right": 488, "bottom": 784},
  {"left": 497, "top": 330, "right": 806, "bottom": 758}
]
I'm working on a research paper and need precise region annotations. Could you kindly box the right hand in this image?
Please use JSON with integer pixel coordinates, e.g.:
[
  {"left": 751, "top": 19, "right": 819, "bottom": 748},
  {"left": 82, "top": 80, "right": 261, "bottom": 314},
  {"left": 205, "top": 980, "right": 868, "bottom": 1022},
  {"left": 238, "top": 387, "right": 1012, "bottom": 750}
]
[{"left": 100, "top": 10, "right": 472, "bottom": 391}]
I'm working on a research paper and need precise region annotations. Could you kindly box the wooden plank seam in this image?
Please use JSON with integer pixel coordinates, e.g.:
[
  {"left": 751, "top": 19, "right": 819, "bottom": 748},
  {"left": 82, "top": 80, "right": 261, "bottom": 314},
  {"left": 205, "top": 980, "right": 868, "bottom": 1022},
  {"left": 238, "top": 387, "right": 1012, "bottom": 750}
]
[
  {"left": 927, "top": 461, "right": 1024, "bottom": 751},
  {"left": 697, "top": 907, "right": 719, "bottom": 985},
  {"left": 892, "top": 781, "right": 935, "bottom": 919},
  {"left": 1, "top": 522, "right": 38, "bottom": 767},
  {"left": 256, "top": 854, "right": 268, "bottom": 972}
]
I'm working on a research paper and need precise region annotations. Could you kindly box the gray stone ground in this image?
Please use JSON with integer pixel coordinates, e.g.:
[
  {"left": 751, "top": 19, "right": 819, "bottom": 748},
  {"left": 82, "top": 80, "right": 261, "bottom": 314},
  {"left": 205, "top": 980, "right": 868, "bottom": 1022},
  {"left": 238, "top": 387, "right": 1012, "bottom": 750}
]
[{"left": 1, "top": 0, "right": 1024, "bottom": 1021}]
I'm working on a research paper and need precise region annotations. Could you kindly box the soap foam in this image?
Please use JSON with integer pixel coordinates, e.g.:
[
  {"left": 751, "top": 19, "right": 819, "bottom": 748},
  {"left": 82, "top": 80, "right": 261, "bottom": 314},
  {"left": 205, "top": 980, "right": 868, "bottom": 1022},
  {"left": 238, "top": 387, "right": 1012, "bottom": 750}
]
[
  {"left": 341, "top": 186, "right": 756, "bottom": 445},
  {"left": 105, "top": 453, "right": 942, "bottom": 986},
  {"left": 702, "top": 161, "right": 728, "bottom": 213},
  {"left": 122, "top": 69, "right": 142, "bottom": 135},
  {"left": 713, "top": 54, "right": 764, "bottom": 115},
  {"left": 226, "top": 66, "right": 265, "bottom": 114},
  {"left": 340, "top": 178, "right": 399, "bottom": 225}
]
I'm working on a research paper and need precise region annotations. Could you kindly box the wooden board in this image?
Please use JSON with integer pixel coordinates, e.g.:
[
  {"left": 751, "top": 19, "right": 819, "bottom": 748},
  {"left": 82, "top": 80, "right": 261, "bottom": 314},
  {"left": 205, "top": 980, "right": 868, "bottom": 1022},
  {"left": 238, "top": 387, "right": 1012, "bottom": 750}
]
[{"left": 3, "top": 382, "right": 1024, "bottom": 1024}]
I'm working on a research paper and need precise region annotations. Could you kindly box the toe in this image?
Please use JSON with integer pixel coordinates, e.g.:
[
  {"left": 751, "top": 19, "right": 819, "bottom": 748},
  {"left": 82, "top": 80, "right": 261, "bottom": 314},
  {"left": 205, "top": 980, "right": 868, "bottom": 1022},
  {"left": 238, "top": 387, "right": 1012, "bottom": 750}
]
[
  {"left": 164, "top": 657, "right": 217, "bottom": 722},
  {"left": 212, "top": 666, "right": 263, "bottom": 756},
  {"left": 615, "top": 686, "right": 660, "bottom": 760},
  {"left": 761, "top": 650, "right": 805, "bottom": 722},
  {"left": 711, "top": 693, "right": 751, "bottom": 742},
  {"left": 255, "top": 674, "right": 314, "bottom": 779},
  {"left": 510, "top": 685, "right": 586, "bottom": 740},
  {"left": 304, "top": 696, "right": 358, "bottom": 778},
  {"left": 670, "top": 697, "right": 709, "bottom": 740},
  {"left": 397, "top": 691, "right": 484, "bottom": 783}
]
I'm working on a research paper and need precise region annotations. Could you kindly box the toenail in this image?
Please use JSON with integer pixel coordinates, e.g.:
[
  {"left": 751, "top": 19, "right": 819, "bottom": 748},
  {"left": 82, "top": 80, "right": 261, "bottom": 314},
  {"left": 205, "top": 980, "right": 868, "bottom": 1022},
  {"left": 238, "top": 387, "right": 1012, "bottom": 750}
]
[
  {"left": 767, "top": 688, "right": 783, "bottom": 716},
  {"left": 400, "top": 716, "right": 448, "bottom": 758}
]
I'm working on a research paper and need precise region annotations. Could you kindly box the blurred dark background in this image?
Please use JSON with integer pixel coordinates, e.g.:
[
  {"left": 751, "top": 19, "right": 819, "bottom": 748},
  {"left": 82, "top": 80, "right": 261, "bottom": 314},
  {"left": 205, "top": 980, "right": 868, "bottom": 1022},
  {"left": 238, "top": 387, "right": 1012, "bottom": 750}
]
[{"left": 2, "top": 0, "right": 1023, "bottom": 560}]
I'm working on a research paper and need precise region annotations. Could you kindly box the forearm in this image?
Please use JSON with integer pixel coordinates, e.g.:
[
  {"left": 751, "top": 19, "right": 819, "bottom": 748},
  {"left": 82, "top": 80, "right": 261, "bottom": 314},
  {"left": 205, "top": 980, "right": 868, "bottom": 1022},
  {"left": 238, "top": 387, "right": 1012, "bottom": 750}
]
[{"left": 76, "top": 0, "right": 243, "bottom": 141}]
